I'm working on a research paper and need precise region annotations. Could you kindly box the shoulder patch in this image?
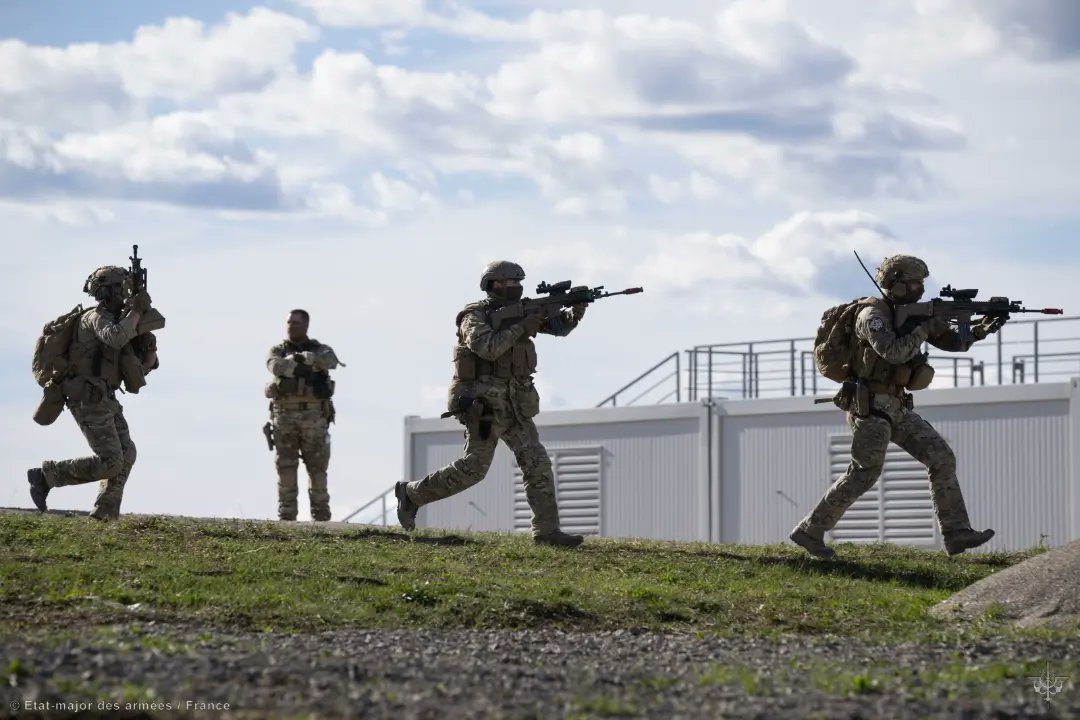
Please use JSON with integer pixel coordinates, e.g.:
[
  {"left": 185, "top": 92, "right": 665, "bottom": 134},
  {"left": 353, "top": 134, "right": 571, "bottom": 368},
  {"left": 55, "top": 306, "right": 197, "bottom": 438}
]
[{"left": 868, "top": 317, "right": 887, "bottom": 332}]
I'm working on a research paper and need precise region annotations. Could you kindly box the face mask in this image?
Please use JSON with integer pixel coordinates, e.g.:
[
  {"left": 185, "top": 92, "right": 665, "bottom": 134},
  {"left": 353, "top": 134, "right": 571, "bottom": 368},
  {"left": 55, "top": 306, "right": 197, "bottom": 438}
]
[
  {"left": 888, "top": 280, "right": 923, "bottom": 303},
  {"left": 491, "top": 285, "right": 523, "bottom": 302}
]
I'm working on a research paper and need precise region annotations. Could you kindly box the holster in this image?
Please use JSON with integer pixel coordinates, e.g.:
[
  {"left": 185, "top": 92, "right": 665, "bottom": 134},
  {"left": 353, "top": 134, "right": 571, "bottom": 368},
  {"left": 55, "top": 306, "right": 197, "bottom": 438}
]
[
  {"left": 832, "top": 379, "right": 857, "bottom": 413},
  {"left": 854, "top": 379, "right": 872, "bottom": 418},
  {"left": 262, "top": 421, "right": 275, "bottom": 451},
  {"left": 441, "top": 395, "right": 494, "bottom": 440}
]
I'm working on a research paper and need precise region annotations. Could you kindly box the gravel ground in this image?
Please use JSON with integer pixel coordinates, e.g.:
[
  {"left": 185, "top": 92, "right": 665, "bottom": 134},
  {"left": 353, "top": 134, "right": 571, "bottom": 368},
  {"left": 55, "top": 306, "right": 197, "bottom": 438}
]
[{"left": 2, "top": 619, "right": 1076, "bottom": 719}]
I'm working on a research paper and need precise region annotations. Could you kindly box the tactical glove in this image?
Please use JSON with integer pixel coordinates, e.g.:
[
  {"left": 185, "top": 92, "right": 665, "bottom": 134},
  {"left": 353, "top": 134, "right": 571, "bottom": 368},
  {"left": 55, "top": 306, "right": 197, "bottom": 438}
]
[
  {"left": 130, "top": 291, "right": 152, "bottom": 314},
  {"left": 972, "top": 316, "right": 1006, "bottom": 341},
  {"left": 299, "top": 350, "right": 319, "bottom": 369},
  {"left": 521, "top": 314, "right": 544, "bottom": 336},
  {"left": 571, "top": 303, "right": 587, "bottom": 321},
  {"left": 922, "top": 317, "right": 950, "bottom": 337},
  {"left": 292, "top": 354, "right": 313, "bottom": 378}
]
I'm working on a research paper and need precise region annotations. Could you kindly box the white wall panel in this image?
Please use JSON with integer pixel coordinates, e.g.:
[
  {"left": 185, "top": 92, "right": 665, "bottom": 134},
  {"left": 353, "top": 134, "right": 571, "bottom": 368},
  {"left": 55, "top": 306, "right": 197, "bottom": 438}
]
[{"left": 403, "top": 383, "right": 1079, "bottom": 551}]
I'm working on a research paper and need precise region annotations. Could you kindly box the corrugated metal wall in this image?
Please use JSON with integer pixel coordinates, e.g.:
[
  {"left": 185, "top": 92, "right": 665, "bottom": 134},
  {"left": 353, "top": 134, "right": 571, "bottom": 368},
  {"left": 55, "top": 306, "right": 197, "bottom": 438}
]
[
  {"left": 721, "top": 385, "right": 1073, "bottom": 551},
  {"left": 405, "top": 381, "right": 1080, "bottom": 551},
  {"left": 410, "top": 405, "right": 710, "bottom": 541}
]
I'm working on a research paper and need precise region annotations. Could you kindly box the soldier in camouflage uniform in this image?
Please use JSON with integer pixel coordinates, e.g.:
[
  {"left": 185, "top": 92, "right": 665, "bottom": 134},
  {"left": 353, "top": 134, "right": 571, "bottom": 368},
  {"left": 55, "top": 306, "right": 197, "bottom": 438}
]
[
  {"left": 27, "top": 266, "right": 157, "bottom": 521},
  {"left": 266, "top": 309, "right": 342, "bottom": 522},
  {"left": 791, "top": 255, "right": 1002, "bottom": 558},
  {"left": 395, "top": 261, "right": 588, "bottom": 547}
]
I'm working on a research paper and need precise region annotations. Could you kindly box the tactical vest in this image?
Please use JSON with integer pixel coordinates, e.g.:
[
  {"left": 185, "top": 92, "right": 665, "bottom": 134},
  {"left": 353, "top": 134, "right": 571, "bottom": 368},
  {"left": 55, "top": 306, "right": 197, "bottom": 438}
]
[
  {"left": 69, "top": 309, "right": 125, "bottom": 389},
  {"left": 269, "top": 339, "right": 335, "bottom": 400},
  {"left": 452, "top": 300, "right": 537, "bottom": 381},
  {"left": 853, "top": 298, "right": 934, "bottom": 392}
]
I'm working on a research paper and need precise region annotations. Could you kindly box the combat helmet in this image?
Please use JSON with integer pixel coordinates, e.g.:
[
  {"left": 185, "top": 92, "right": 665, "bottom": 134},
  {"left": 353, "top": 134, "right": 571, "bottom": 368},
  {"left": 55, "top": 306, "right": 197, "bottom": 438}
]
[
  {"left": 480, "top": 260, "right": 525, "bottom": 291},
  {"left": 82, "top": 266, "right": 129, "bottom": 300},
  {"left": 875, "top": 255, "right": 929, "bottom": 291}
]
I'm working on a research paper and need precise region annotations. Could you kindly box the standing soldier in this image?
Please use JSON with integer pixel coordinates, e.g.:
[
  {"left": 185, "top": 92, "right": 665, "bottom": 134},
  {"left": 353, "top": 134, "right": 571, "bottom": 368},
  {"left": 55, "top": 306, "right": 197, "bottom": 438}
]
[
  {"left": 790, "top": 254, "right": 1002, "bottom": 559},
  {"left": 265, "top": 309, "right": 342, "bottom": 522},
  {"left": 395, "top": 261, "right": 588, "bottom": 547},
  {"left": 27, "top": 266, "right": 159, "bottom": 520}
]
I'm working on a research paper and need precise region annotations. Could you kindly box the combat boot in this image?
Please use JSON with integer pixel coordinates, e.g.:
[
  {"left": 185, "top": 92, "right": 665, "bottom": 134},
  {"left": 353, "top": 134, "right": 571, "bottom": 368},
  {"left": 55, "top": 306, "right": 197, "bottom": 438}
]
[
  {"left": 944, "top": 528, "right": 995, "bottom": 557},
  {"left": 534, "top": 530, "right": 584, "bottom": 548},
  {"left": 395, "top": 482, "right": 418, "bottom": 531},
  {"left": 27, "top": 468, "right": 49, "bottom": 512},
  {"left": 789, "top": 527, "right": 836, "bottom": 559},
  {"left": 89, "top": 508, "right": 119, "bottom": 522}
]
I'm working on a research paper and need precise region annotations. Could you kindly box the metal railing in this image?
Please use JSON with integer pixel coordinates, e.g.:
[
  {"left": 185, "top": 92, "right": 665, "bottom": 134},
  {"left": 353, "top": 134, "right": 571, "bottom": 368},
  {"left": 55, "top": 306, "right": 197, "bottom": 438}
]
[
  {"left": 595, "top": 352, "right": 680, "bottom": 407},
  {"left": 601, "top": 315, "right": 1080, "bottom": 406},
  {"left": 342, "top": 485, "right": 397, "bottom": 526}
]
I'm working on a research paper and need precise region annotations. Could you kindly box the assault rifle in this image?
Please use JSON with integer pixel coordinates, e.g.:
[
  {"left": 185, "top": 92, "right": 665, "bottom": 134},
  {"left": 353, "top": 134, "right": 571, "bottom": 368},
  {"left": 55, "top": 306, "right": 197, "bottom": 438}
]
[
  {"left": 490, "top": 280, "right": 644, "bottom": 331},
  {"left": 128, "top": 244, "right": 166, "bottom": 334},
  {"left": 895, "top": 285, "right": 1062, "bottom": 343}
]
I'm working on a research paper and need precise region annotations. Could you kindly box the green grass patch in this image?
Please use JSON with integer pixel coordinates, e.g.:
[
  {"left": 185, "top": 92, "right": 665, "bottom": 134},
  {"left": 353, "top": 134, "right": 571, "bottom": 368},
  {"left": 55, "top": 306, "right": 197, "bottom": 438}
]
[
  {"left": 0, "top": 513, "right": 1056, "bottom": 641},
  {"left": 691, "top": 656, "right": 1080, "bottom": 703}
]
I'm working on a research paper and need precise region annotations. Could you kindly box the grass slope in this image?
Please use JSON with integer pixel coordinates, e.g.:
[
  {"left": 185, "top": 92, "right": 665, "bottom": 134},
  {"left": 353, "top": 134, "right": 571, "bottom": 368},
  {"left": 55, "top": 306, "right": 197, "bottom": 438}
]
[{"left": 0, "top": 513, "right": 1059, "bottom": 642}]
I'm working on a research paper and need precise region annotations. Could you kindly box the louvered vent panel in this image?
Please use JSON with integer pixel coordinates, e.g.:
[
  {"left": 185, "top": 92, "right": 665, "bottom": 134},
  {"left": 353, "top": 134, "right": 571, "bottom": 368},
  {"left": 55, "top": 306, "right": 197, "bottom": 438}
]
[
  {"left": 827, "top": 433, "right": 938, "bottom": 547},
  {"left": 513, "top": 447, "right": 602, "bottom": 535}
]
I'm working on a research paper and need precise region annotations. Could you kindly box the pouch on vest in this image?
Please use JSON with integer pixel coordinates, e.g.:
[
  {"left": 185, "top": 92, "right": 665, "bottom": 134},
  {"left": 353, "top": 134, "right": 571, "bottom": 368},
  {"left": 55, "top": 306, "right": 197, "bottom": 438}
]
[
  {"left": 264, "top": 382, "right": 281, "bottom": 400},
  {"left": 890, "top": 364, "right": 913, "bottom": 387},
  {"left": 907, "top": 364, "right": 935, "bottom": 391},
  {"left": 512, "top": 380, "right": 541, "bottom": 419},
  {"left": 493, "top": 352, "right": 513, "bottom": 379},
  {"left": 277, "top": 377, "right": 300, "bottom": 394},
  {"left": 511, "top": 343, "right": 532, "bottom": 376},
  {"left": 313, "top": 375, "right": 335, "bottom": 400},
  {"left": 33, "top": 381, "right": 66, "bottom": 426},
  {"left": 120, "top": 350, "right": 147, "bottom": 394},
  {"left": 453, "top": 345, "right": 477, "bottom": 381}
]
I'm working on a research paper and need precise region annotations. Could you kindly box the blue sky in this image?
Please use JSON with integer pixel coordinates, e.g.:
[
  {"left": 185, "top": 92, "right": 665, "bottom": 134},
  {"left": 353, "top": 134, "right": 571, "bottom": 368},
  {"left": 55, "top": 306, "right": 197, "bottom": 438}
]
[{"left": 1, "top": 0, "right": 1077, "bottom": 520}]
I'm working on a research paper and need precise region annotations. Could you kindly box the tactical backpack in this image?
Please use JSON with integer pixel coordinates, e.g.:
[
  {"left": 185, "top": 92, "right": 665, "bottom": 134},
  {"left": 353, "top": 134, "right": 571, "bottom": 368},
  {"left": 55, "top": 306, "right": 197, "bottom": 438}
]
[
  {"left": 813, "top": 298, "right": 879, "bottom": 383},
  {"left": 31, "top": 305, "right": 84, "bottom": 388}
]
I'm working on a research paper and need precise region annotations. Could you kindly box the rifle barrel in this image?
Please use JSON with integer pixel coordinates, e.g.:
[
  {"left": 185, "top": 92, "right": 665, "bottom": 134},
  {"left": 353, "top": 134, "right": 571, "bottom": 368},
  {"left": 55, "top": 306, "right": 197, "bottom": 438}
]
[{"left": 599, "top": 287, "right": 644, "bottom": 298}]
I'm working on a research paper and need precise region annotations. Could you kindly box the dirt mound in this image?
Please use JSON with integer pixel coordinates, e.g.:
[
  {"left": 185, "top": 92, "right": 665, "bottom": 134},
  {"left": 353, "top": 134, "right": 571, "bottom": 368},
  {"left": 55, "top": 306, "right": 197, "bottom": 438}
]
[{"left": 932, "top": 540, "right": 1080, "bottom": 627}]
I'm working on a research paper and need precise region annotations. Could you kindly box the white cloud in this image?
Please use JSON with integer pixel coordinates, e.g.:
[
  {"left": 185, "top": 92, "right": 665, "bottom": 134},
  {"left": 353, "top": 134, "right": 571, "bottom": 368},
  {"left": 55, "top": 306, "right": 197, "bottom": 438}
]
[
  {"left": 649, "top": 174, "right": 683, "bottom": 204},
  {"left": 648, "top": 172, "right": 724, "bottom": 203},
  {"left": 118, "top": 9, "right": 315, "bottom": 101},
  {"left": 367, "top": 172, "right": 437, "bottom": 214},
  {"left": 0, "top": 115, "right": 287, "bottom": 210},
  {"left": 971, "top": 0, "right": 1080, "bottom": 62},
  {"left": 636, "top": 210, "right": 901, "bottom": 301},
  {"left": 516, "top": 132, "right": 628, "bottom": 215},
  {"left": 0, "top": 9, "right": 314, "bottom": 131},
  {"left": 294, "top": 0, "right": 426, "bottom": 28}
]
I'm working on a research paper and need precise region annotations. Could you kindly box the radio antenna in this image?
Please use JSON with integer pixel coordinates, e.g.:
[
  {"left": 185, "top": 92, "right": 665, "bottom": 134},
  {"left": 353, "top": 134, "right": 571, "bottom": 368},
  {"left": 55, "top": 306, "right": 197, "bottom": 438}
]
[{"left": 854, "top": 250, "right": 886, "bottom": 298}]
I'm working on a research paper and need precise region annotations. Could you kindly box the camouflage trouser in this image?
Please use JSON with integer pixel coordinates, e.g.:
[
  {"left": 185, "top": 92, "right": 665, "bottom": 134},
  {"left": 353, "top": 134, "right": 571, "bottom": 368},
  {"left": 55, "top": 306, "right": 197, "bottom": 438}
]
[
  {"left": 406, "top": 379, "right": 560, "bottom": 536},
  {"left": 41, "top": 393, "right": 136, "bottom": 520},
  {"left": 799, "top": 394, "right": 972, "bottom": 538},
  {"left": 273, "top": 403, "right": 331, "bottom": 521}
]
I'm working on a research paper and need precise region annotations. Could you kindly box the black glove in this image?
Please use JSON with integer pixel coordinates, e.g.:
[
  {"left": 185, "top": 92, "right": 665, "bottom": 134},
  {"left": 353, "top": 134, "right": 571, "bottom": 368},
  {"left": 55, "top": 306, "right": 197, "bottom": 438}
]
[{"left": 292, "top": 354, "right": 313, "bottom": 378}]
